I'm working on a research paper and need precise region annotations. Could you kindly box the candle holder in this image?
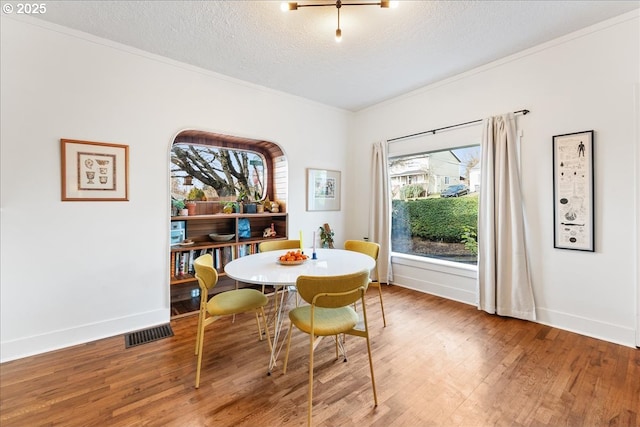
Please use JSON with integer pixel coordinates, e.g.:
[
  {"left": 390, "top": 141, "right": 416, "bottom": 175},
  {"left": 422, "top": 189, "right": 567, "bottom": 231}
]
[{"left": 312, "top": 250, "right": 317, "bottom": 260}]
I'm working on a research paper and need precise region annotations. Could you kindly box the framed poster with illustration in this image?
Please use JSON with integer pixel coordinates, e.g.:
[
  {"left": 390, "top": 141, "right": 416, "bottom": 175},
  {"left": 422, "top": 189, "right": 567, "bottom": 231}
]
[
  {"left": 552, "top": 130, "right": 594, "bottom": 251},
  {"left": 61, "top": 139, "right": 129, "bottom": 201},
  {"left": 306, "top": 168, "right": 341, "bottom": 211}
]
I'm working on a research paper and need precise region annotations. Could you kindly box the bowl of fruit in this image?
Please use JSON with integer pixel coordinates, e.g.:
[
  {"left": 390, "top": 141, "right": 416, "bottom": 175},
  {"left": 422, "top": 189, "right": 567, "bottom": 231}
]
[{"left": 277, "top": 250, "right": 309, "bottom": 265}]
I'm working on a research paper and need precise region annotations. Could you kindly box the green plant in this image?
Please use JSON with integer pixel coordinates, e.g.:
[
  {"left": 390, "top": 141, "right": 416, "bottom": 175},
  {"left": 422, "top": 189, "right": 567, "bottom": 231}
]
[
  {"left": 172, "top": 199, "right": 185, "bottom": 210},
  {"left": 222, "top": 201, "right": 235, "bottom": 213},
  {"left": 318, "top": 226, "right": 334, "bottom": 247},
  {"left": 237, "top": 190, "right": 249, "bottom": 203},
  {"left": 460, "top": 226, "right": 478, "bottom": 255},
  {"left": 187, "top": 187, "right": 205, "bottom": 201}
]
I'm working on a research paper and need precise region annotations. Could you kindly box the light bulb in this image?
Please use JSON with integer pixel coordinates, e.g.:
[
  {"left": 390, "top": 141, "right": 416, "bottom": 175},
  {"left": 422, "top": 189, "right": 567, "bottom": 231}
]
[
  {"left": 281, "top": 2, "right": 297, "bottom": 11},
  {"left": 335, "top": 28, "right": 342, "bottom": 42}
]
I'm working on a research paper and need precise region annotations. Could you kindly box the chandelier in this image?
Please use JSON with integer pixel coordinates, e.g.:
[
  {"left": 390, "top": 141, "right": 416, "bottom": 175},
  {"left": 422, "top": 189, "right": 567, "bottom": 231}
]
[{"left": 281, "top": 1, "right": 398, "bottom": 42}]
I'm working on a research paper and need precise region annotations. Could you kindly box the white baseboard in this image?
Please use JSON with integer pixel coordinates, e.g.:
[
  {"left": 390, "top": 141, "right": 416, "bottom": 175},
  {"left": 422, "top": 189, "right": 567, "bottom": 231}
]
[
  {"left": 535, "top": 307, "right": 637, "bottom": 348},
  {"left": 391, "top": 254, "right": 637, "bottom": 348},
  {"left": 0, "top": 309, "right": 169, "bottom": 363},
  {"left": 391, "top": 281, "right": 637, "bottom": 348}
]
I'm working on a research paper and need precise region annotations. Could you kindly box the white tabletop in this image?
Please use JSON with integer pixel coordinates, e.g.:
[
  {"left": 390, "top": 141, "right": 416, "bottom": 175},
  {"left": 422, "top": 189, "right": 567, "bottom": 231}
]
[{"left": 224, "top": 248, "right": 375, "bottom": 286}]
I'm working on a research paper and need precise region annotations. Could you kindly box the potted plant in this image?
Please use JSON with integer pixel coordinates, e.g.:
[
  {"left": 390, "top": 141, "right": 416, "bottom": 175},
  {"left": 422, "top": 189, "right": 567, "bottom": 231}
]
[
  {"left": 253, "top": 190, "right": 264, "bottom": 213},
  {"left": 318, "top": 224, "right": 334, "bottom": 248},
  {"left": 244, "top": 193, "right": 257, "bottom": 214},
  {"left": 222, "top": 201, "right": 235, "bottom": 214},
  {"left": 236, "top": 190, "right": 250, "bottom": 214},
  {"left": 184, "top": 199, "right": 197, "bottom": 216},
  {"left": 185, "top": 188, "right": 205, "bottom": 215},
  {"left": 172, "top": 199, "right": 188, "bottom": 216}
]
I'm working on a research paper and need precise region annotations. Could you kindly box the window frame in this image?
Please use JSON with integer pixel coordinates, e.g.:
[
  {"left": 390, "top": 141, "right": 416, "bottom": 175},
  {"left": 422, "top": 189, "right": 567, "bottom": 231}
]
[{"left": 387, "top": 124, "right": 482, "bottom": 267}]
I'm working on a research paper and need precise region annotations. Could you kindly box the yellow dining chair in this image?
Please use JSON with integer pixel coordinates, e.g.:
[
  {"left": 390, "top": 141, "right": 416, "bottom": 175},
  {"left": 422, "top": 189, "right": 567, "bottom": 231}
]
[
  {"left": 193, "top": 254, "right": 272, "bottom": 389},
  {"left": 344, "top": 240, "right": 386, "bottom": 327},
  {"left": 258, "top": 239, "right": 301, "bottom": 253},
  {"left": 283, "top": 271, "right": 378, "bottom": 426}
]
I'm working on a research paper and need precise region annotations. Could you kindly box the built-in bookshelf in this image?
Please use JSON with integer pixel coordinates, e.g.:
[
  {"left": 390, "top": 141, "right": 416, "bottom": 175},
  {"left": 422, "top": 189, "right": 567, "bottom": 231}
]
[{"left": 170, "top": 212, "right": 288, "bottom": 316}]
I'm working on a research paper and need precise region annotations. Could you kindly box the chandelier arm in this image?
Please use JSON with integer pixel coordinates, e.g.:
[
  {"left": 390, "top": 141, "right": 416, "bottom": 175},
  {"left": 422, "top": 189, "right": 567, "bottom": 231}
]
[{"left": 294, "top": 1, "right": 384, "bottom": 7}]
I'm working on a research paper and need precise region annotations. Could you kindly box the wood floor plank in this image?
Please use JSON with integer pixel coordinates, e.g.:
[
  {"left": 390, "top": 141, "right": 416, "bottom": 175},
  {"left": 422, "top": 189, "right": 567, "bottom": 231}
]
[{"left": 1, "top": 286, "right": 638, "bottom": 426}]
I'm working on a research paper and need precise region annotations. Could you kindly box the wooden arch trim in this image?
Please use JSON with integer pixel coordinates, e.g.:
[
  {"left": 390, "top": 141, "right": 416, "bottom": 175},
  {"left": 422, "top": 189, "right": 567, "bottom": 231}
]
[{"left": 174, "top": 130, "right": 284, "bottom": 159}]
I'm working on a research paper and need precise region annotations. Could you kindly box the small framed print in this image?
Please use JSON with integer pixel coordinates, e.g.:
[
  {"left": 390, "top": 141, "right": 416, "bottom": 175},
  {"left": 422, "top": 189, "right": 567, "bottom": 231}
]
[
  {"left": 306, "top": 168, "right": 341, "bottom": 211},
  {"left": 552, "top": 130, "right": 594, "bottom": 251},
  {"left": 61, "top": 139, "right": 129, "bottom": 201}
]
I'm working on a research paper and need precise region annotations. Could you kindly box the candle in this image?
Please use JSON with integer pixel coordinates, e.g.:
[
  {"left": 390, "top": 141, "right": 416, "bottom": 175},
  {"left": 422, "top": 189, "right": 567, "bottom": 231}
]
[
  {"left": 299, "top": 230, "right": 303, "bottom": 250},
  {"left": 312, "top": 231, "right": 316, "bottom": 251}
]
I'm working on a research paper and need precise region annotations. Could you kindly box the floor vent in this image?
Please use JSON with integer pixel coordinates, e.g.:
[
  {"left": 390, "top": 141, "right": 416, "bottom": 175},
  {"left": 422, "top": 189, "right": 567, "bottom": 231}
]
[{"left": 125, "top": 324, "right": 174, "bottom": 348}]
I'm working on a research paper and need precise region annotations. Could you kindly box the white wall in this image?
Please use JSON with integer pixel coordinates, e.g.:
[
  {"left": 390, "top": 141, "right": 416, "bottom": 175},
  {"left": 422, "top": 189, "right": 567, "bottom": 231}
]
[
  {"left": 2, "top": 11, "right": 638, "bottom": 363},
  {"left": 0, "top": 16, "right": 351, "bottom": 362},
  {"left": 347, "top": 11, "right": 640, "bottom": 347}
]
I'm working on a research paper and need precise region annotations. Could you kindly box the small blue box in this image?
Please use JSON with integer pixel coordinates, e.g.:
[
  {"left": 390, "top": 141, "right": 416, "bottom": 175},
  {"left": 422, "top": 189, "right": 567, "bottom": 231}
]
[
  {"left": 171, "top": 221, "right": 186, "bottom": 231},
  {"left": 171, "top": 229, "right": 185, "bottom": 245},
  {"left": 171, "top": 221, "right": 186, "bottom": 244}
]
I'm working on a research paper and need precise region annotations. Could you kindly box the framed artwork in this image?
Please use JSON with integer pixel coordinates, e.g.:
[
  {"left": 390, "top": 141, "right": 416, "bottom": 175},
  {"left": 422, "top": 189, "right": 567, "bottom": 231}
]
[
  {"left": 61, "top": 139, "right": 129, "bottom": 201},
  {"left": 552, "top": 130, "right": 594, "bottom": 251},
  {"left": 306, "top": 168, "right": 341, "bottom": 211}
]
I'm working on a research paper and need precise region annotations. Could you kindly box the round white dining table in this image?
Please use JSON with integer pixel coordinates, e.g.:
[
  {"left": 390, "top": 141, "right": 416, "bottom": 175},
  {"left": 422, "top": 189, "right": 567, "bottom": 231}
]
[
  {"left": 224, "top": 248, "right": 375, "bottom": 286},
  {"left": 224, "top": 247, "right": 375, "bottom": 374}
]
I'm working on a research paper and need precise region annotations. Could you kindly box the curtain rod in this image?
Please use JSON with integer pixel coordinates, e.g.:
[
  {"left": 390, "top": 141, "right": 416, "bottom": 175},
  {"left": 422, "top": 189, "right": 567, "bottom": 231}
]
[{"left": 387, "top": 109, "right": 530, "bottom": 143}]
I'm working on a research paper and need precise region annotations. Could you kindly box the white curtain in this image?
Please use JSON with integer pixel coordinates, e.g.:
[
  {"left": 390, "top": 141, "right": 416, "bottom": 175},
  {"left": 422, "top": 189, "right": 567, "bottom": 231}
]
[
  {"left": 369, "top": 141, "right": 393, "bottom": 284},
  {"left": 477, "top": 114, "right": 536, "bottom": 320}
]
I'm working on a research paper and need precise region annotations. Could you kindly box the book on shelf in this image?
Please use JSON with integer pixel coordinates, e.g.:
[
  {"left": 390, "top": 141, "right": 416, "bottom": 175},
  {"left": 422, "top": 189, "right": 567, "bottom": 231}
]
[
  {"left": 174, "top": 252, "right": 182, "bottom": 277},
  {"left": 221, "top": 246, "right": 233, "bottom": 267},
  {"left": 188, "top": 250, "right": 195, "bottom": 273},
  {"left": 214, "top": 248, "right": 222, "bottom": 270},
  {"left": 180, "top": 253, "right": 188, "bottom": 276},
  {"left": 238, "top": 243, "right": 258, "bottom": 257},
  {"left": 171, "top": 253, "right": 176, "bottom": 278}
]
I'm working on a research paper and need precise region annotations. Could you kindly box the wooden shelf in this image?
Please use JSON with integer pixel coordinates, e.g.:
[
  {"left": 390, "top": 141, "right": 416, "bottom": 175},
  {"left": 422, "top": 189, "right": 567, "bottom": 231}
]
[
  {"left": 170, "top": 212, "right": 287, "bottom": 221},
  {"left": 170, "top": 212, "right": 288, "bottom": 286}
]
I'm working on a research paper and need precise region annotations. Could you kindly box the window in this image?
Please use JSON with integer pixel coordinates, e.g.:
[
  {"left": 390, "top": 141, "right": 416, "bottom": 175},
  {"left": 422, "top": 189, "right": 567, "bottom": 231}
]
[
  {"left": 170, "top": 130, "right": 287, "bottom": 211},
  {"left": 171, "top": 144, "right": 266, "bottom": 202},
  {"left": 389, "top": 144, "right": 480, "bottom": 265}
]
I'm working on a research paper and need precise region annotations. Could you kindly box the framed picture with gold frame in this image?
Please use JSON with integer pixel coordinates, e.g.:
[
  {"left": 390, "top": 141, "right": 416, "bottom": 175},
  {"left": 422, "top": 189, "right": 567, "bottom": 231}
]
[
  {"left": 61, "top": 139, "right": 129, "bottom": 201},
  {"left": 306, "top": 168, "right": 341, "bottom": 211}
]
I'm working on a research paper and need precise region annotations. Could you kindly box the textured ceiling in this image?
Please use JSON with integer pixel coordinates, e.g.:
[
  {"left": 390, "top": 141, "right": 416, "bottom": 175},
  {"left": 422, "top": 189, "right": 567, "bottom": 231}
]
[{"left": 31, "top": 1, "right": 639, "bottom": 111}]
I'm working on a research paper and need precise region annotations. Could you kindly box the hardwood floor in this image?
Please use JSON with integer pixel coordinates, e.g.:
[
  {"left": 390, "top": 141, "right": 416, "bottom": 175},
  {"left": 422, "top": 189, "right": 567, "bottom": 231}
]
[{"left": 1, "top": 286, "right": 638, "bottom": 426}]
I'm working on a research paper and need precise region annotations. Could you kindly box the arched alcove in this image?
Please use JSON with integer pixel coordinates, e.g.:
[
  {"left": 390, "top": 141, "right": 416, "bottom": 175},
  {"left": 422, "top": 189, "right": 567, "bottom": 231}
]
[{"left": 169, "top": 130, "right": 288, "bottom": 315}]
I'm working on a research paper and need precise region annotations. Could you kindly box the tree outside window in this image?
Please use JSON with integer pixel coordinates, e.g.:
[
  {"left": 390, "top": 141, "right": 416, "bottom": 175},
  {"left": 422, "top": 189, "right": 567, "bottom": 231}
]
[{"left": 171, "top": 143, "right": 266, "bottom": 203}]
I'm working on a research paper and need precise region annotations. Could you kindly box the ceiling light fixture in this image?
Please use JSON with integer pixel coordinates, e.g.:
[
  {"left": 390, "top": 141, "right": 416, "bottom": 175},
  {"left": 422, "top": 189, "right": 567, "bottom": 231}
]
[{"left": 281, "top": 1, "right": 398, "bottom": 42}]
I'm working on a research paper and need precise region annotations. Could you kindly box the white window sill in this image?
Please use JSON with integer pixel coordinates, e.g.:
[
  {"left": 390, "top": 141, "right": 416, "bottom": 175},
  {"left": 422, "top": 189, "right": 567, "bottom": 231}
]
[{"left": 390, "top": 252, "right": 477, "bottom": 279}]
